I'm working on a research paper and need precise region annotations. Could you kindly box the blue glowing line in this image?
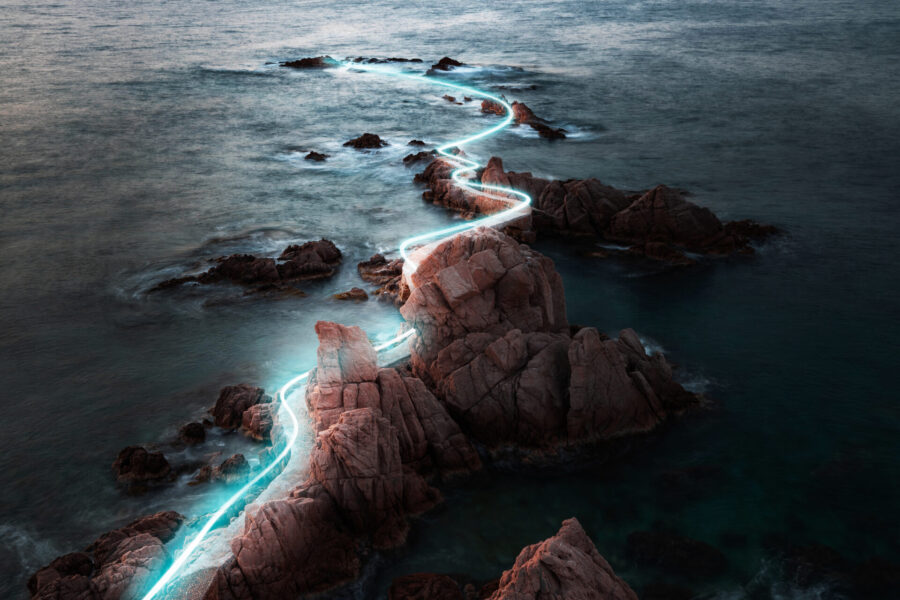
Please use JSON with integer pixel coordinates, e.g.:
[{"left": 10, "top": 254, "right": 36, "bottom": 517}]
[{"left": 139, "top": 62, "right": 531, "bottom": 600}]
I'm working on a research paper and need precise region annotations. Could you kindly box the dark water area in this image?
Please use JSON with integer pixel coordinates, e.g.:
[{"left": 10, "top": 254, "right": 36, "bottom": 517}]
[{"left": 1, "top": 0, "right": 899, "bottom": 598}]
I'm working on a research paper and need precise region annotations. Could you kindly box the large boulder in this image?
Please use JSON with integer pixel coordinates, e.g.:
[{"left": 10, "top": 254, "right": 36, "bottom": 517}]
[
  {"left": 490, "top": 518, "right": 637, "bottom": 600},
  {"left": 399, "top": 227, "right": 697, "bottom": 449},
  {"left": 112, "top": 446, "right": 171, "bottom": 486}
]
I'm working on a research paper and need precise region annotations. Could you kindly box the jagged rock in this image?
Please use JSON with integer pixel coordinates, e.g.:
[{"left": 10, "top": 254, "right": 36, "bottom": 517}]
[
  {"left": 343, "top": 133, "right": 388, "bottom": 149},
  {"left": 305, "top": 151, "right": 328, "bottom": 162},
  {"left": 29, "top": 512, "right": 184, "bottom": 600},
  {"left": 241, "top": 403, "right": 276, "bottom": 441},
  {"left": 306, "top": 322, "right": 480, "bottom": 476},
  {"left": 481, "top": 100, "right": 566, "bottom": 139},
  {"left": 150, "top": 239, "right": 342, "bottom": 292},
  {"left": 280, "top": 56, "right": 339, "bottom": 69},
  {"left": 333, "top": 287, "right": 368, "bottom": 301},
  {"left": 358, "top": 254, "right": 408, "bottom": 306},
  {"left": 427, "top": 56, "right": 463, "bottom": 74},
  {"left": 178, "top": 421, "right": 206, "bottom": 445},
  {"left": 389, "top": 573, "right": 464, "bottom": 600},
  {"left": 112, "top": 446, "right": 171, "bottom": 485},
  {"left": 400, "top": 227, "right": 697, "bottom": 449},
  {"left": 215, "top": 454, "right": 250, "bottom": 483},
  {"left": 211, "top": 384, "right": 269, "bottom": 430},
  {"left": 490, "top": 518, "right": 637, "bottom": 600},
  {"left": 625, "top": 530, "right": 727, "bottom": 578}
]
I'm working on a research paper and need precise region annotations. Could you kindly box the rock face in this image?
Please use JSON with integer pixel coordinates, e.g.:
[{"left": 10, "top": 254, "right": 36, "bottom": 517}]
[
  {"left": 112, "top": 446, "right": 171, "bottom": 486},
  {"left": 280, "top": 55, "right": 339, "bottom": 69},
  {"left": 240, "top": 403, "right": 275, "bottom": 441},
  {"left": 28, "top": 511, "right": 183, "bottom": 600},
  {"left": 204, "top": 321, "right": 478, "bottom": 599},
  {"left": 415, "top": 156, "right": 776, "bottom": 265},
  {"left": 358, "top": 253, "right": 408, "bottom": 306},
  {"left": 400, "top": 227, "right": 697, "bottom": 449},
  {"left": 211, "top": 384, "right": 269, "bottom": 430},
  {"left": 343, "top": 133, "right": 388, "bottom": 149},
  {"left": 150, "top": 239, "right": 342, "bottom": 292},
  {"left": 491, "top": 519, "right": 638, "bottom": 600}
]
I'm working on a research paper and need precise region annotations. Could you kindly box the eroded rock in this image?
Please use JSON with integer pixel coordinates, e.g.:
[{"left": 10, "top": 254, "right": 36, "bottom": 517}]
[{"left": 343, "top": 133, "right": 388, "bottom": 149}]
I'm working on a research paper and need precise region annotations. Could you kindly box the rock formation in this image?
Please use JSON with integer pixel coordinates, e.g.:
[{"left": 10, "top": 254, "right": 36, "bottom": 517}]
[
  {"left": 150, "top": 239, "right": 342, "bottom": 292},
  {"left": 280, "top": 56, "right": 339, "bottom": 69},
  {"left": 358, "top": 253, "right": 408, "bottom": 305},
  {"left": 343, "top": 133, "right": 389, "bottom": 149},
  {"left": 211, "top": 384, "right": 270, "bottom": 430},
  {"left": 112, "top": 446, "right": 172, "bottom": 486},
  {"left": 304, "top": 151, "right": 328, "bottom": 162},
  {"left": 415, "top": 156, "right": 777, "bottom": 265},
  {"left": 490, "top": 518, "right": 637, "bottom": 600},
  {"left": 28, "top": 512, "right": 184, "bottom": 600},
  {"left": 481, "top": 99, "right": 567, "bottom": 139},
  {"left": 400, "top": 227, "right": 697, "bottom": 450},
  {"left": 427, "top": 56, "right": 464, "bottom": 74},
  {"left": 333, "top": 287, "right": 368, "bottom": 301}
]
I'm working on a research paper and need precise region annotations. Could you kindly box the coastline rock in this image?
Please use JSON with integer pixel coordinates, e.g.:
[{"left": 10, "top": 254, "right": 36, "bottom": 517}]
[
  {"left": 150, "top": 239, "right": 342, "bottom": 292},
  {"left": 211, "top": 384, "right": 269, "bottom": 430},
  {"left": 427, "top": 56, "right": 464, "bottom": 74},
  {"left": 215, "top": 453, "right": 250, "bottom": 483},
  {"left": 490, "top": 518, "right": 637, "bottom": 600},
  {"left": 403, "top": 150, "right": 436, "bottom": 165},
  {"left": 280, "top": 56, "right": 339, "bottom": 69},
  {"left": 343, "top": 133, "right": 388, "bottom": 149},
  {"left": 408, "top": 139, "right": 427, "bottom": 146},
  {"left": 349, "top": 56, "right": 423, "bottom": 64},
  {"left": 481, "top": 99, "right": 566, "bottom": 139},
  {"left": 333, "top": 287, "right": 369, "bottom": 301},
  {"left": 304, "top": 151, "right": 328, "bottom": 162},
  {"left": 415, "top": 156, "right": 777, "bottom": 264},
  {"left": 29, "top": 511, "right": 184, "bottom": 600},
  {"left": 400, "top": 227, "right": 697, "bottom": 449},
  {"left": 358, "top": 253, "right": 408, "bottom": 306},
  {"left": 241, "top": 402, "right": 276, "bottom": 441},
  {"left": 112, "top": 446, "right": 171, "bottom": 485},
  {"left": 178, "top": 421, "right": 206, "bottom": 445}
]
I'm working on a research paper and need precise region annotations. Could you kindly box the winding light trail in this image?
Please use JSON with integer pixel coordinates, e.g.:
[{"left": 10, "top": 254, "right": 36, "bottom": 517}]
[{"left": 140, "top": 61, "right": 533, "bottom": 600}]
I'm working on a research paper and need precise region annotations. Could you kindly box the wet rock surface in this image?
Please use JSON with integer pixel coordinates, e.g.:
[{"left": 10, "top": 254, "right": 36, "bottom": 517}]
[
  {"left": 333, "top": 287, "right": 368, "bottom": 301},
  {"left": 28, "top": 511, "right": 183, "bottom": 600},
  {"left": 280, "top": 55, "right": 339, "bottom": 69},
  {"left": 150, "top": 239, "right": 342, "bottom": 292},
  {"left": 481, "top": 99, "right": 567, "bottom": 139},
  {"left": 343, "top": 133, "right": 389, "bottom": 149},
  {"left": 358, "top": 253, "right": 408, "bottom": 306},
  {"left": 211, "top": 384, "right": 270, "bottom": 430},
  {"left": 112, "top": 446, "right": 172, "bottom": 486},
  {"left": 415, "top": 155, "right": 777, "bottom": 265},
  {"left": 427, "top": 56, "right": 464, "bottom": 74},
  {"left": 304, "top": 150, "right": 328, "bottom": 161}
]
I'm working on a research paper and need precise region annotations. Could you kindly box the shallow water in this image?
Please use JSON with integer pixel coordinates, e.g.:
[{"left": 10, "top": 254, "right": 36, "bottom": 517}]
[{"left": 1, "top": 0, "right": 899, "bottom": 597}]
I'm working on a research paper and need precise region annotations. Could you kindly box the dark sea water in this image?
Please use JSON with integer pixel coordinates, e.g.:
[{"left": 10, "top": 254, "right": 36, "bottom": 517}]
[{"left": 1, "top": 0, "right": 899, "bottom": 597}]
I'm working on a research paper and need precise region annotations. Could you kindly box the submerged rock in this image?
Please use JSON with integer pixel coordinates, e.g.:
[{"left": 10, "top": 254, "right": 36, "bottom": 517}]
[
  {"left": 178, "top": 421, "right": 206, "bottom": 445},
  {"left": 343, "top": 133, "right": 389, "bottom": 149},
  {"left": 304, "top": 151, "right": 328, "bottom": 162},
  {"left": 408, "top": 139, "right": 427, "bottom": 146},
  {"left": 349, "top": 56, "right": 423, "bottom": 64},
  {"left": 491, "top": 518, "right": 637, "bottom": 600},
  {"left": 280, "top": 55, "right": 339, "bottom": 69}
]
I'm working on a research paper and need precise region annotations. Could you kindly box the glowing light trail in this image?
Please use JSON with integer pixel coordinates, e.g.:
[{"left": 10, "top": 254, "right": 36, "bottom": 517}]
[{"left": 140, "top": 61, "right": 532, "bottom": 600}]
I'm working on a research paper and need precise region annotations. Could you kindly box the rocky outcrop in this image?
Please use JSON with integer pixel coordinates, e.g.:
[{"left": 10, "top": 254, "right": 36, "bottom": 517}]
[
  {"left": 240, "top": 403, "right": 275, "bottom": 441},
  {"left": 344, "top": 133, "right": 388, "bottom": 149},
  {"left": 333, "top": 287, "right": 368, "bottom": 301},
  {"left": 427, "top": 56, "right": 464, "bottom": 74},
  {"left": 178, "top": 421, "right": 206, "bottom": 445},
  {"left": 403, "top": 150, "right": 435, "bottom": 165},
  {"left": 491, "top": 518, "right": 637, "bottom": 600},
  {"left": 408, "top": 139, "right": 427, "bottom": 146},
  {"left": 415, "top": 156, "right": 777, "bottom": 265},
  {"left": 28, "top": 512, "right": 183, "bottom": 600},
  {"left": 481, "top": 100, "right": 566, "bottom": 139},
  {"left": 304, "top": 151, "right": 328, "bottom": 162},
  {"left": 400, "top": 227, "right": 697, "bottom": 450},
  {"left": 112, "top": 446, "right": 171, "bottom": 486},
  {"left": 150, "top": 239, "right": 342, "bottom": 292},
  {"left": 280, "top": 56, "right": 339, "bottom": 69},
  {"left": 211, "top": 384, "right": 270, "bottom": 430},
  {"left": 358, "top": 253, "right": 408, "bottom": 306},
  {"left": 349, "top": 57, "right": 423, "bottom": 64}
]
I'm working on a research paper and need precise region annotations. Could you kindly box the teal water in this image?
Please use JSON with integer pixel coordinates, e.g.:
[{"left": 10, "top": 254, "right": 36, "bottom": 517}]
[{"left": 1, "top": 0, "right": 898, "bottom": 597}]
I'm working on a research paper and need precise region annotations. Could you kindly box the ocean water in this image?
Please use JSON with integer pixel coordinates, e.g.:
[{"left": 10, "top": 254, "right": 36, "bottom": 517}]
[{"left": 1, "top": 0, "right": 899, "bottom": 598}]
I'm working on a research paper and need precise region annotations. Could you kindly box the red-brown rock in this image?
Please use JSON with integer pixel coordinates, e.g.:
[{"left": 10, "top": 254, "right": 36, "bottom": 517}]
[
  {"left": 358, "top": 253, "right": 408, "bottom": 305},
  {"left": 211, "top": 384, "right": 269, "bottom": 430},
  {"left": 427, "top": 57, "right": 464, "bottom": 74},
  {"left": 240, "top": 403, "right": 275, "bottom": 441},
  {"left": 490, "top": 518, "right": 638, "bottom": 600},
  {"left": 333, "top": 287, "right": 369, "bottom": 301},
  {"left": 112, "top": 446, "right": 171, "bottom": 485},
  {"left": 343, "top": 133, "right": 388, "bottom": 149}
]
